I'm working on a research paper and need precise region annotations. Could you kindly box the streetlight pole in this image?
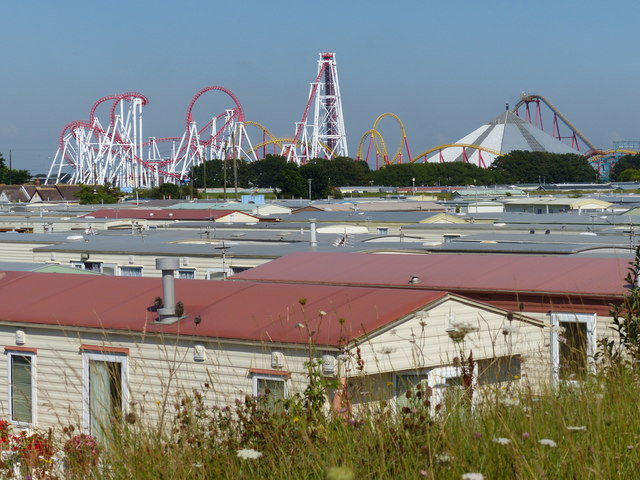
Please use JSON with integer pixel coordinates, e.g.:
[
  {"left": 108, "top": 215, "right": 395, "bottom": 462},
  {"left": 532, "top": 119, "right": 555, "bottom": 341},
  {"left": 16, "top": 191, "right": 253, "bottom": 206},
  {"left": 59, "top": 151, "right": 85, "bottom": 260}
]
[
  {"left": 308, "top": 178, "right": 312, "bottom": 202},
  {"left": 412, "top": 177, "right": 415, "bottom": 195}
]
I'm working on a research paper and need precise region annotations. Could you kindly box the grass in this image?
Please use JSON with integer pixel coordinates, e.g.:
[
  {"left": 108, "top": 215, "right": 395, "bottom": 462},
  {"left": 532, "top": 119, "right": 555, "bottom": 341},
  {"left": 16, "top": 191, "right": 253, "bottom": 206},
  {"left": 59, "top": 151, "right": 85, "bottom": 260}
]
[{"left": 74, "top": 366, "right": 638, "bottom": 479}]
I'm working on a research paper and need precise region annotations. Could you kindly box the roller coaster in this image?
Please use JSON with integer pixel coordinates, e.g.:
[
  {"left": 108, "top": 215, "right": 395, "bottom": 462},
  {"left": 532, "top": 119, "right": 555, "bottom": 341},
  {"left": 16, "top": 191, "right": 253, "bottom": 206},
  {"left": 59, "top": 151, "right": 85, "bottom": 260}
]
[
  {"left": 356, "top": 92, "right": 639, "bottom": 178},
  {"left": 46, "top": 53, "right": 638, "bottom": 187},
  {"left": 46, "top": 53, "right": 348, "bottom": 188}
]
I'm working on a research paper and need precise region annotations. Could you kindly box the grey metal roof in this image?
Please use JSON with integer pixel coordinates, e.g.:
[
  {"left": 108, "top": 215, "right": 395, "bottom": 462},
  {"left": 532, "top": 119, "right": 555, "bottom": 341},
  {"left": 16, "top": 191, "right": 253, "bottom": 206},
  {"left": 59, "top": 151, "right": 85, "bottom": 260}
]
[
  {"left": 31, "top": 228, "right": 427, "bottom": 258},
  {"left": 282, "top": 211, "right": 442, "bottom": 223}
]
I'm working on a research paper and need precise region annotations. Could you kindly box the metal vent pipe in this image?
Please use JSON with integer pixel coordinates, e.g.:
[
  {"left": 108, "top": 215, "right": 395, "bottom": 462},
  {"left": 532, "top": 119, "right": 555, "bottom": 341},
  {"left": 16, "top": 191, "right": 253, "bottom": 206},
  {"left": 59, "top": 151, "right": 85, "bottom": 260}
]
[
  {"left": 310, "top": 218, "right": 317, "bottom": 247},
  {"left": 156, "top": 257, "right": 180, "bottom": 323}
]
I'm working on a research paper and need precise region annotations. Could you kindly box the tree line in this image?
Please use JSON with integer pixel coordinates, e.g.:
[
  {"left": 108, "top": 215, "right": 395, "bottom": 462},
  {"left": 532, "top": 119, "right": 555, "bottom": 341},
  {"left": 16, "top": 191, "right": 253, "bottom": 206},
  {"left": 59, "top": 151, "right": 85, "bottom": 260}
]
[
  {"left": 189, "top": 151, "right": 598, "bottom": 199},
  {"left": 0, "top": 152, "right": 31, "bottom": 185}
]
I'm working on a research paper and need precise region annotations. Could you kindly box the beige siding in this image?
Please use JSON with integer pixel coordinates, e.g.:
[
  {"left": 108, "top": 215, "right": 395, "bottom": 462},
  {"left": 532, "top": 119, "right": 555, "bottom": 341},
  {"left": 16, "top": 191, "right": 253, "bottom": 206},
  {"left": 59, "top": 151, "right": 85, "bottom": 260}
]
[
  {"left": 30, "top": 251, "right": 269, "bottom": 279},
  {"left": 353, "top": 298, "right": 548, "bottom": 388},
  {"left": 0, "top": 325, "right": 316, "bottom": 431}
]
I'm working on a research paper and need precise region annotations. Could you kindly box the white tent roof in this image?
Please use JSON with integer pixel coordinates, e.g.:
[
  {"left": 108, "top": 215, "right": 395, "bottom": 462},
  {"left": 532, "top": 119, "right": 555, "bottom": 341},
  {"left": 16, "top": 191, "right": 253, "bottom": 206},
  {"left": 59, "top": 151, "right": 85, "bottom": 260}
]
[{"left": 427, "top": 111, "right": 580, "bottom": 167}]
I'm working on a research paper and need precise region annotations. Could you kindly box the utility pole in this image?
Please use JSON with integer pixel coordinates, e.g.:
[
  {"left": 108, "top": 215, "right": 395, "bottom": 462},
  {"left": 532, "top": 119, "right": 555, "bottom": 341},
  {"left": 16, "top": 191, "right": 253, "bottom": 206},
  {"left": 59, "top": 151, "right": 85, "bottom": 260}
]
[
  {"left": 9, "top": 150, "right": 12, "bottom": 185},
  {"left": 232, "top": 128, "right": 238, "bottom": 200},
  {"left": 308, "top": 178, "right": 312, "bottom": 201}
]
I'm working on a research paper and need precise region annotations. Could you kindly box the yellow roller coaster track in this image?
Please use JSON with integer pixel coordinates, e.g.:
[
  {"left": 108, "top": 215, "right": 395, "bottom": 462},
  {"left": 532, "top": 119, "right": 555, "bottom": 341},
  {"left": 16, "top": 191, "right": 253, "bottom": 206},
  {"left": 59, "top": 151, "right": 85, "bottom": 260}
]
[
  {"left": 357, "top": 129, "right": 388, "bottom": 163},
  {"left": 357, "top": 113, "right": 409, "bottom": 164},
  {"left": 410, "top": 143, "right": 504, "bottom": 163},
  {"left": 243, "top": 121, "right": 285, "bottom": 150},
  {"left": 248, "top": 138, "right": 333, "bottom": 158}
]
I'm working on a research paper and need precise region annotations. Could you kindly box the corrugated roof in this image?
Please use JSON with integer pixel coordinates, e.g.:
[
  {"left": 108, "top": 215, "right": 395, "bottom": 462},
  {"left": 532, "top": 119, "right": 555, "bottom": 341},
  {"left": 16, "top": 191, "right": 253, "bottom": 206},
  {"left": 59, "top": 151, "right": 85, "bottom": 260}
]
[
  {"left": 0, "top": 271, "right": 448, "bottom": 347},
  {"left": 81, "top": 209, "right": 257, "bottom": 221},
  {"left": 231, "top": 251, "right": 629, "bottom": 298}
]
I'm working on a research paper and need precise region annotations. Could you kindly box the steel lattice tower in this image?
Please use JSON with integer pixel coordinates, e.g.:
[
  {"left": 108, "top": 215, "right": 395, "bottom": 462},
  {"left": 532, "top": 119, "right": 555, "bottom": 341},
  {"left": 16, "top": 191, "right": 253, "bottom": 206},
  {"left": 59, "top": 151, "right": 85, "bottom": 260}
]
[{"left": 310, "top": 53, "right": 348, "bottom": 159}]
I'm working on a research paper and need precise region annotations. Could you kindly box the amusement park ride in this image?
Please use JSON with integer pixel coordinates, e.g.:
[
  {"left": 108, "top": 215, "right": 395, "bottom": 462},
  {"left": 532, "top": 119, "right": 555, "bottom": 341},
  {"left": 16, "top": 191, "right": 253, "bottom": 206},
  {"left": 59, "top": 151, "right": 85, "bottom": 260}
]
[
  {"left": 46, "top": 53, "right": 348, "bottom": 188},
  {"left": 46, "top": 54, "right": 637, "bottom": 187}
]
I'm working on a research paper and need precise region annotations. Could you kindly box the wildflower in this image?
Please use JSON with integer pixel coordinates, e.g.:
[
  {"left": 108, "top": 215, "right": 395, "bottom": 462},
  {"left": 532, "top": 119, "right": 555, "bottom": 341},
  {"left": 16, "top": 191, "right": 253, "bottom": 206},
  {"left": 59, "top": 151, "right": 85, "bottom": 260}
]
[
  {"left": 236, "top": 448, "right": 263, "bottom": 460},
  {"left": 501, "top": 397, "right": 519, "bottom": 406},
  {"left": 319, "top": 310, "right": 327, "bottom": 317},
  {"left": 492, "top": 437, "right": 511, "bottom": 445},
  {"left": 522, "top": 432, "right": 530, "bottom": 439},
  {"left": 461, "top": 473, "right": 484, "bottom": 480},
  {"left": 420, "top": 470, "right": 429, "bottom": 477},
  {"left": 293, "top": 417, "right": 300, "bottom": 423},
  {"left": 326, "top": 466, "right": 355, "bottom": 480},
  {"left": 473, "top": 432, "right": 482, "bottom": 439},
  {"left": 435, "top": 453, "right": 453, "bottom": 463},
  {"left": 538, "top": 439, "right": 557, "bottom": 447},
  {"left": 566, "top": 425, "right": 587, "bottom": 431},
  {"left": 192, "top": 463, "right": 203, "bottom": 468}
]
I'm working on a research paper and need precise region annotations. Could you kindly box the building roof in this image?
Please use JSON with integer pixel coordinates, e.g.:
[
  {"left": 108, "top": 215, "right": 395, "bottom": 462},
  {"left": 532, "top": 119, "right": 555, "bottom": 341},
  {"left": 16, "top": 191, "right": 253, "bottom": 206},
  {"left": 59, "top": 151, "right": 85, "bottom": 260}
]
[
  {"left": 0, "top": 271, "right": 450, "bottom": 347},
  {"left": 81, "top": 209, "right": 258, "bottom": 221},
  {"left": 231, "top": 251, "right": 629, "bottom": 299},
  {"left": 427, "top": 110, "right": 580, "bottom": 166}
]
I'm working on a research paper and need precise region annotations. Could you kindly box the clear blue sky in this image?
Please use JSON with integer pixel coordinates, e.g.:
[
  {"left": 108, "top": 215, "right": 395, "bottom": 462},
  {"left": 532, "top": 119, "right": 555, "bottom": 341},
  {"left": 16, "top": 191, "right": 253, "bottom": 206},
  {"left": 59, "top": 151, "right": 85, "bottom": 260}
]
[{"left": 2, "top": 0, "right": 639, "bottom": 173}]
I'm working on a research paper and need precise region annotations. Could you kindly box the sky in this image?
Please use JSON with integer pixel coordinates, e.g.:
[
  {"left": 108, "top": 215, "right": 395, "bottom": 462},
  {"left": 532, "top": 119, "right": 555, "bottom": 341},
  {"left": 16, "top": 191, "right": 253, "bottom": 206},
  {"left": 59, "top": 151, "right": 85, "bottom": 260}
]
[{"left": 2, "top": 0, "right": 640, "bottom": 174}]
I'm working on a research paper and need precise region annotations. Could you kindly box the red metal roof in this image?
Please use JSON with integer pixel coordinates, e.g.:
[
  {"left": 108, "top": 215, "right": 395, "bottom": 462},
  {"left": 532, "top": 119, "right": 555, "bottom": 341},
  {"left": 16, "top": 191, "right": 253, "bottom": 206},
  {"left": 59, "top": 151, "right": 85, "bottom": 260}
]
[
  {"left": 81, "top": 209, "right": 255, "bottom": 221},
  {"left": 231, "top": 252, "right": 630, "bottom": 299},
  {"left": 0, "top": 271, "right": 449, "bottom": 347}
]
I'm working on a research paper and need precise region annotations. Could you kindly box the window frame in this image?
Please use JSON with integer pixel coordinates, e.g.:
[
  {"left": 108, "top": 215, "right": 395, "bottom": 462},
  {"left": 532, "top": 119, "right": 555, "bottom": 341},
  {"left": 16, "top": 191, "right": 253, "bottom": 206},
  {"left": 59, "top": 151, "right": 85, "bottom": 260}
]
[
  {"left": 6, "top": 349, "right": 37, "bottom": 427},
  {"left": 550, "top": 312, "right": 596, "bottom": 384},
  {"left": 82, "top": 350, "right": 129, "bottom": 435},
  {"left": 205, "top": 268, "right": 233, "bottom": 280},
  {"left": 177, "top": 268, "right": 197, "bottom": 280},
  {"left": 250, "top": 370, "right": 289, "bottom": 401},
  {"left": 393, "top": 369, "right": 430, "bottom": 412},
  {"left": 117, "top": 265, "right": 143, "bottom": 277}
]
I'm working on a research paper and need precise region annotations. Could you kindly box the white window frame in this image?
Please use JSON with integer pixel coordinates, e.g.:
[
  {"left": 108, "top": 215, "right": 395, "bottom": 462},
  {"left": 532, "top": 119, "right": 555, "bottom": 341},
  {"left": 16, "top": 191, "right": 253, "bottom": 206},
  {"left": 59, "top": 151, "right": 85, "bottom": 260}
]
[
  {"left": 7, "top": 351, "right": 36, "bottom": 427},
  {"left": 550, "top": 312, "right": 597, "bottom": 384},
  {"left": 70, "top": 261, "right": 103, "bottom": 272},
  {"left": 177, "top": 268, "right": 197, "bottom": 280},
  {"left": 251, "top": 374, "right": 288, "bottom": 400},
  {"left": 393, "top": 369, "right": 429, "bottom": 412},
  {"left": 393, "top": 366, "right": 471, "bottom": 414},
  {"left": 101, "top": 263, "right": 118, "bottom": 276},
  {"left": 205, "top": 268, "right": 233, "bottom": 280},
  {"left": 82, "top": 352, "right": 129, "bottom": 435},
  {"left": 118, "top": 265, "right": 143, "bottom": 277}
]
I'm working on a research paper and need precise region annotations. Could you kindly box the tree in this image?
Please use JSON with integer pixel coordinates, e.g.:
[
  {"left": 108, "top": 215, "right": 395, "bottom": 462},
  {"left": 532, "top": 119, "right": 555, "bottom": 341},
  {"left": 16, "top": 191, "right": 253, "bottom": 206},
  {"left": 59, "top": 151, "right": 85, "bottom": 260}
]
[
  {"left": 157, "top": 183, "right": 180, "bottom": 199},
  {"left": 490, "top": 151, "right": 597, "bottom": 184},
  {"left": 610, "top": 154, "right": 640, "bottom": 182},
  {"left": 371, "top": 162, "right": 498, "bottom": 187},
  {"left": 74, "top": 184, "right": 123, "bottom": 204},
  {"left": 0, "top": 152, "right": 31, "bottom": 185},
  {"left": 617, "top": 169, "right": 640, "bottom": 182}
]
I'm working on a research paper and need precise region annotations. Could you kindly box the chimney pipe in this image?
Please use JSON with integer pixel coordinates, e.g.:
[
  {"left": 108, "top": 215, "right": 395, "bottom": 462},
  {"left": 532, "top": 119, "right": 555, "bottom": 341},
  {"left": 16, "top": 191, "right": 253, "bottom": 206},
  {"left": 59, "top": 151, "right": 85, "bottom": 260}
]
[
  {"left": 309, "top": 218, "right": 317, "bottom": 247},
  {"left": 155, "top": 257, "right": 181, "bottom": 323}
]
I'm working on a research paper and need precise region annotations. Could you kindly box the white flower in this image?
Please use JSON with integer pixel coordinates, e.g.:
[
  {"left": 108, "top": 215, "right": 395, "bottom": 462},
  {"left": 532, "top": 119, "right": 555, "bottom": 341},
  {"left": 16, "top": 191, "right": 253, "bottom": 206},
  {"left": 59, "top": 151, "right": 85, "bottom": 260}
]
[
  {"left": 319, "top": 310, "right": 327, "bottom": 317},
  {"left": 566, "top": 425, "right": 587, "bottom": 431},
  {"left": 550, "top": 325, "right": 565, "bottom": 334},
  {"left": 237, "top": 448, "right": 263, "bottom": 460},
  {"left": 492, "top": 437, "right": 511, "bottom": 445},
  {"left": 435, "top": 453, "right": 453, "bottom": 463},
  {"left": 538, "top": 438, "right": 557, "bottom": 447},
  {"left": 461, "top": 473, "right": 484, "bottom": 480},
  {"left": 501, "top": 397, "right": 519, "bottom": 407}
]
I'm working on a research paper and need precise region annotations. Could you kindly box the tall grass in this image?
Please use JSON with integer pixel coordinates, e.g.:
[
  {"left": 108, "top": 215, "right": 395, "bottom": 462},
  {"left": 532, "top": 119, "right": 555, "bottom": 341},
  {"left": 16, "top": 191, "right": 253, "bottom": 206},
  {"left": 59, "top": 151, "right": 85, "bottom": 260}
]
[{"left": 88, "top": 366, "right": 640, "bottom": 480}]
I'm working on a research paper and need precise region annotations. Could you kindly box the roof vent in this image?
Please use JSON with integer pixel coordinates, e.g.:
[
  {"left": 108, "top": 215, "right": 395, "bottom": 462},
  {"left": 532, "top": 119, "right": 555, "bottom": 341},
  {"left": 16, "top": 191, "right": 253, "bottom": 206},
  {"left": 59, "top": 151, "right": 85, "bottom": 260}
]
[
  {"left": 408, "top": 275, "right": 422, "bottom": 284},
  {"left": 529, "top": 229, "right": 535, "bottom": 234},
  {"left": 155, "top": 257, "right": 185, "bottom": 324}
]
